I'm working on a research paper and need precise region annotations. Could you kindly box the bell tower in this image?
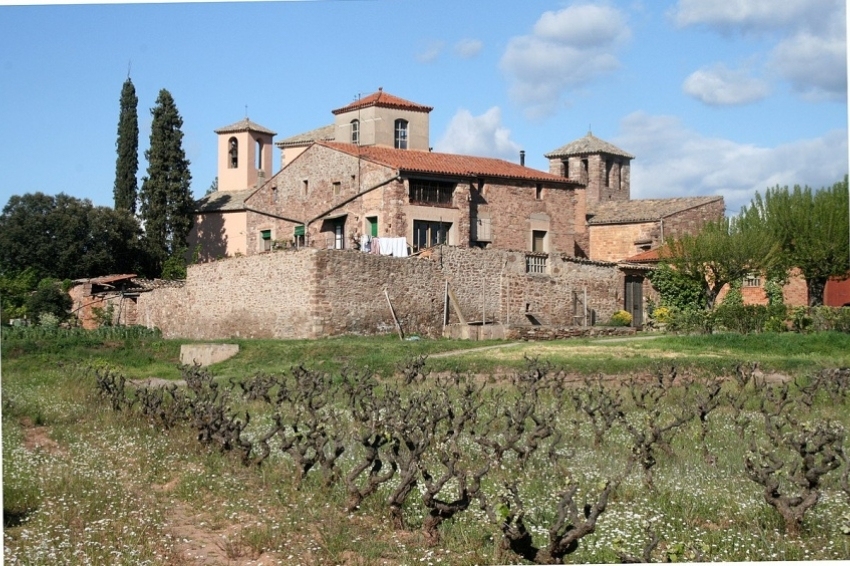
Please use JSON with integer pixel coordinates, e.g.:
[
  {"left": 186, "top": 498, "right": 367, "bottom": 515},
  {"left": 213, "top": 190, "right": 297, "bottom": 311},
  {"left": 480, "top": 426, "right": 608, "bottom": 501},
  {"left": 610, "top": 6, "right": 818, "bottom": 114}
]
[{"left": 214, "top": 119, "right": 277, "bottom": 191}]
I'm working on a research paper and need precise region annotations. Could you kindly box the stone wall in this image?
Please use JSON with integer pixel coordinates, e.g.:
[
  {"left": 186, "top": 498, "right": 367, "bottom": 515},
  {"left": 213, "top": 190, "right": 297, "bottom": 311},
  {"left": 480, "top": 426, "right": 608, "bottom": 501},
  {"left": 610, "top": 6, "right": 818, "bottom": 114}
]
[
  {"left": 137, "top": 250, "right": 317, "bottom": 339},
  {"left": 138, "top": 246, "right": 626, "bottom": 340}
]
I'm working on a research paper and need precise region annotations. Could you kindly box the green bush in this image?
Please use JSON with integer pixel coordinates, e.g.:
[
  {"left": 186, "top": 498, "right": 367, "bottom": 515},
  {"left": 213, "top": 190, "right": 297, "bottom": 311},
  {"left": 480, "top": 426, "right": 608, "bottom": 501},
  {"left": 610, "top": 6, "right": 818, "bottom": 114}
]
[{"left": 667, "top": 308, "right": 716, "bottom": 334}]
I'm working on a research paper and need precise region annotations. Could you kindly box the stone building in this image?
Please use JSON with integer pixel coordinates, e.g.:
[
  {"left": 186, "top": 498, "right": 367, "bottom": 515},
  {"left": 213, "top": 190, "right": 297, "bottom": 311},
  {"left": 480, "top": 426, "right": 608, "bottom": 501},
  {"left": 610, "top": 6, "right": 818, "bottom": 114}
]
[{"left": 181, "top": 89, "right": 726, "bottom": 331}]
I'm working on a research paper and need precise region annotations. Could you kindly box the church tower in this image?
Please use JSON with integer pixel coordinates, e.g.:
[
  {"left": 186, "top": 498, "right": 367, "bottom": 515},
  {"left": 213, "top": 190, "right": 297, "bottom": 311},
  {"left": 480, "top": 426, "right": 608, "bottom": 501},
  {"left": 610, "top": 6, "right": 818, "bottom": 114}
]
[
  {"left": 544, "top": 132, "right": 634, "bottom": 204},
  {"left": 214, "top": 119, "right": 277, "bottom": 191}
]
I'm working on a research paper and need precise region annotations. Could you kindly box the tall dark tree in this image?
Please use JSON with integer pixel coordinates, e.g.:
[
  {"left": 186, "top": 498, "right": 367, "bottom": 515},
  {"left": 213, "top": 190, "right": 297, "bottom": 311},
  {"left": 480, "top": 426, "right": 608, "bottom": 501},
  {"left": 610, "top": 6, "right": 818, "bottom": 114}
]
[
  {"left": 139, "top": 89, "right": 194, "bottom": 277},
  {"left": 114, "top": 77, "right": 139, "bottom": 214}
]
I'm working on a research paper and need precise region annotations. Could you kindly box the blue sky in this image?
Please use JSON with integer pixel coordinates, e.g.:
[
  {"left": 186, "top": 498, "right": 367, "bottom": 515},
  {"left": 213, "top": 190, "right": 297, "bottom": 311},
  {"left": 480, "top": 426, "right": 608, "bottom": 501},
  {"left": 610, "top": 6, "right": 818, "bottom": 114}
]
[{"left": 0, "top": 0, "right": 846, "bottom": 214}]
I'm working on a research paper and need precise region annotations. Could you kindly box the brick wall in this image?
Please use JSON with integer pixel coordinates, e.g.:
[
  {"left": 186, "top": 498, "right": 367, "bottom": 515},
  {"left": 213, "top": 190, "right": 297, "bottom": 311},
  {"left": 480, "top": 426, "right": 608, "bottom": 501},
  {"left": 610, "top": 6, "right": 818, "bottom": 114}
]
[
  {"left": 588, "top": 221, "right": 658, "bottom": 262},
  {"left": 661, "top": 199, "right": 726, "bottom": 241},
  {"left": 138, "top": 246, "right": 626, "bottom": 339}
]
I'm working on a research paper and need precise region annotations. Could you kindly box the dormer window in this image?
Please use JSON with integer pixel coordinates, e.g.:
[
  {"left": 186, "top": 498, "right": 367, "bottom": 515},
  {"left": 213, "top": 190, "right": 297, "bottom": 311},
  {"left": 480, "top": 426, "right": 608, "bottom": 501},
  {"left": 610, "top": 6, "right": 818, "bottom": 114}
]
[
  {"left": 394, "top": 119, "right": 408, "bottom": 150},
  {"left": 351, "top": 119, "right": 360, "bottom": 145},
  {"left": 228, "top": 137, "right": 238, "bottom": 168}
]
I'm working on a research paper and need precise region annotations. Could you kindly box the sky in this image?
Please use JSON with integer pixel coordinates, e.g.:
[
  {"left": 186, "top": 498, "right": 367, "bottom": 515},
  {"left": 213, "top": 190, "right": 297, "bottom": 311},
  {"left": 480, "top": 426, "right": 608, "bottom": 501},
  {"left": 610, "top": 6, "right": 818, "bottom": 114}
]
[{"left": 0, "top": 0, "right": 847, "bottom": 215}]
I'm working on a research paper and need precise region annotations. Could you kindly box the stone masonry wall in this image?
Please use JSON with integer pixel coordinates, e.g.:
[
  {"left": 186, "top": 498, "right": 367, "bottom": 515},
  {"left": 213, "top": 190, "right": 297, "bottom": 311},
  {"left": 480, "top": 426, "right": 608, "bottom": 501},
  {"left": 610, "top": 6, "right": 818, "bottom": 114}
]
[
  {"left": 138, "top": 246, "right": 626, "bottom": 339},
  {"left": 137, "top": 250, "right": 317, "bottom": 339}
]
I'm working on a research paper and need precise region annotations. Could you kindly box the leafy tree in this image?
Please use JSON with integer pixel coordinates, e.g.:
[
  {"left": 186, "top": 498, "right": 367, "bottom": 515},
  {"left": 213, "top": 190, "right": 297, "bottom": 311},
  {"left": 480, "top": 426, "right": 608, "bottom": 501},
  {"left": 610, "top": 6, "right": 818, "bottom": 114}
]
[
  {"left": 114, "top": 77, "right": 139, "bottom": 214},
  {"left": 26, "top": 278, "right": 72, "bottom": 321},
  {"left": 662, "top": 214, "right": 777, "bottom": 310},
  {"left": 139, "top": 89, "right": 194, "bottom": 277},
  {"left": 747, "top": 178, "right": 850, "bottom": 306},
  {"left": 0, "top": 192, "right": 142, "bottom": 280},
  {"left": 0, "top": 267, "right": 39, "bottom": 322},
  {"left": 647, "top": 261, "right": 704, "bottom": 312}
]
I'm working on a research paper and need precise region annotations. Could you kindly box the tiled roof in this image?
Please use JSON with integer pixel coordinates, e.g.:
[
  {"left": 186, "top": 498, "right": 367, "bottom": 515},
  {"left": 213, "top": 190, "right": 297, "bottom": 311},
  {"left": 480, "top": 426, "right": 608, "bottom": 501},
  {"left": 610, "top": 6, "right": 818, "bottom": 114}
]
[
  {"left": 587, "top": 196, "right": 724, "bottom": 224},
  {"left": 214, "top": 118, "right": 277, "bottom": 136},
  {"left": 275, "top": 124, "right": 336, "bottom": 148},
  {"left": 621, "top": 248, "right": 663, "bottom": 263},
  {"left": 195, "top": 189, "right": 257, "bottom": 212},
  {"left": 545, "top": 132, "right": 634, "bottom": 159},
  {"left": 73, "top": 274, "right": 138, "bottom": 285},
  {"left": 331, "top": 89, "right": 433, "bottom": 115},
  {"left": 320, "top": 142, "right": 577, "bottom": 185}
]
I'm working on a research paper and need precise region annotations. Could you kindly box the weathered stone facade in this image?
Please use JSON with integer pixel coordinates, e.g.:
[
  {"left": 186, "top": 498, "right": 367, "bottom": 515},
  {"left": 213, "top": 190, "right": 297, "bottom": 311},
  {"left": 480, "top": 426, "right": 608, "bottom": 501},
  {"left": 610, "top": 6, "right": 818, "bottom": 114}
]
[{"left": 137, "top": 246, "right": 626, "bottom": 340}]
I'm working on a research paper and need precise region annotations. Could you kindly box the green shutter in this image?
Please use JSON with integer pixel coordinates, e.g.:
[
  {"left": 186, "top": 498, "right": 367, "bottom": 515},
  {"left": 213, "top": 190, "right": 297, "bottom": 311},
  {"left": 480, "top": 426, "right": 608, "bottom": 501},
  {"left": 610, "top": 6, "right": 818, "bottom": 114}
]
[
  {"left": 261, "top": 230, "right": 271, "bottom": 240},
  {"left": 294, "top": 225, "right": 305, "bottom": 236}
]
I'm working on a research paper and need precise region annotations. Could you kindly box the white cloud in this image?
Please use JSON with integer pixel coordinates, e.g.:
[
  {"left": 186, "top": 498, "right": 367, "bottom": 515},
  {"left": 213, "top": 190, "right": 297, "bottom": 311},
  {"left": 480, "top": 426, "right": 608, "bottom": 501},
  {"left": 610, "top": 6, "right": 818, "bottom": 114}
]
[
  {"left": 671, "top": 0, "right": 840, "bottom": 32},
  {"left": 454, "top": 38, "right": 483, "bottom": 59},
  {"left": 614, "top": 111, "right": 848, "bottom": 213},
  {"left": 416, "top": 40, "right": 445, "bottom": 64},
  {"left": 682, "top": 64, "right": 769, "bottom": 105},
  {"left": 770, "top": 29, "right": 847, "bottom": 100},
  {"left": 672, "top": 0, "right": 846, "bottom": 101},
  {"left": 500, "top": 2, "right": 630, "bottom": 119},
  {"left": 434, "top": 107, "right": 522, "bottom": 161}
]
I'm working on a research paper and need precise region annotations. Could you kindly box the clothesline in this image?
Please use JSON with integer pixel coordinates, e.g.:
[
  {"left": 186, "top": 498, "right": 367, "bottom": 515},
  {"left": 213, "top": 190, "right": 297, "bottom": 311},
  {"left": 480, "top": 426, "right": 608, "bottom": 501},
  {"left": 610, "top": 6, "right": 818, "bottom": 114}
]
[{"left": 359, "top": 235, "right": 409, "bottom": 258}]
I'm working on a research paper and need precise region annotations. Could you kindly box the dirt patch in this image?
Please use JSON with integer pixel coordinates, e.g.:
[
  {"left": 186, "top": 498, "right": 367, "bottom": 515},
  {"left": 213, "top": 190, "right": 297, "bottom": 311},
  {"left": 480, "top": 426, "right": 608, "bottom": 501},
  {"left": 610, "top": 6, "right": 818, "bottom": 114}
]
[
  {"left": 19, "top": 417, "right": 65, "bottom": 456},
  {"left": 165, "top": 501, "right": 282, "bottom": 566}
]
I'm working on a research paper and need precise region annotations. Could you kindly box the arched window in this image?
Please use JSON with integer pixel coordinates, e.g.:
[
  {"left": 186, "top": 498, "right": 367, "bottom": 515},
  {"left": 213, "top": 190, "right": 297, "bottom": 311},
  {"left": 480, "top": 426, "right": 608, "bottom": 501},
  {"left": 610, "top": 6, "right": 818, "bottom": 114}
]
[
  {"left": 394, "top": 119, "right": 408, "bottom": 150},
  {"left": 351, "top": 119, "right": 360, "bottom": 145},
  {"left": 256, "top": 140, "right": 263, "bottom": 169},
  {"left": 228, "top": 137, "right": 238, "bottom": 168}
]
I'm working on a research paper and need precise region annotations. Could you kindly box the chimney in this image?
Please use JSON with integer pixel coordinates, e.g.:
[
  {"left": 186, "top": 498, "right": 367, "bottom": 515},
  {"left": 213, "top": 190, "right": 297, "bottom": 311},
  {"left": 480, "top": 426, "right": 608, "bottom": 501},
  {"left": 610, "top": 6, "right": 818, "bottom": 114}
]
[{"left": 520, "top": 150, "right": 526, "bottom": 166}]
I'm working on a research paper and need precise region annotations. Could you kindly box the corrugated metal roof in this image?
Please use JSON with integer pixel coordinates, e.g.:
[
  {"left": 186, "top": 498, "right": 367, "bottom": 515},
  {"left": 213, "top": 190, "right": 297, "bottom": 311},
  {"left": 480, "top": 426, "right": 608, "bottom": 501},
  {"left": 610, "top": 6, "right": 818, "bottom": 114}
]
[
  {"left": 545, "top": 132, "right": 634, "bottom": 159},
  {"left": 319, "top": 142, "right": 577, "bottom": 185},
  {"left": 332, "top": 89, "right": 433, "bottom": 115},
  {"left": 587, "top": 196, "right": 724, "bottom": 224}
]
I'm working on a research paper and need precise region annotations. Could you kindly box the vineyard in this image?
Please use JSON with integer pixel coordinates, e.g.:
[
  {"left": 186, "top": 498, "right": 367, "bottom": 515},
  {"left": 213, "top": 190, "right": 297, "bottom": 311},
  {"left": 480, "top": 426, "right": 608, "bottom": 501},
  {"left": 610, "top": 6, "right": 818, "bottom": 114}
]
[{"left": 4, "top": 330, "right": 850, "bottom": 564}]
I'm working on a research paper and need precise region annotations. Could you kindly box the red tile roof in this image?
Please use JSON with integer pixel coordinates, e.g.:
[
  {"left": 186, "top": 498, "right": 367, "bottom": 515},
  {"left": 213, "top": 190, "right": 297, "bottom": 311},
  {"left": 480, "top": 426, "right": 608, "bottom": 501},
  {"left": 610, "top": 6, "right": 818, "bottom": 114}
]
[
  {"left": 622, "top": 248, "right": 662, "bottom": 263},
  {"left": 320, "top": 142, "right": 578, "bottom": 185},
  {"left": 331, "top": 89, "right": 433, "bottom": 115}
]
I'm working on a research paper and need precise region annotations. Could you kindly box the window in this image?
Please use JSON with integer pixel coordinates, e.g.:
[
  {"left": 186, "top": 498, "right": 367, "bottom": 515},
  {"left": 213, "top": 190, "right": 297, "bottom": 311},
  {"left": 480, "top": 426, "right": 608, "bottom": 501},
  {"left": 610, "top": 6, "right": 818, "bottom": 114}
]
[
  {"left": 271, "top": 186, "right": 277, "bottom": 203},
  {"left": 605, "top": 158, "right": 613, "bottom": 187},
  {"left": 535, "top": 184, "right": 543, "bottom": 200},
  {"left": 394, "top": 119, "right": 408, "bottom": 149},
  {"left": 563, "top": 159, "right": 570, "bottom": 178},
  {"left": 744, "top": 274, "right": 762, "bottom": 287},
  {"left": 351, "top": 119, "right": 359, "bottom": 144},
  {"left": 526, "top": 254, "right": 547, "bottom": 274},
  {"left": 333, "top": 182, "right": 341, "bottom": 197},
  {"left": 532, "top": 230, "right": 546, "bottom": 253},
  {"left": 334, "top": 220, "right": 344, "bottom": 250},
  {"left": 228, "top": 137, "right": 238, "bottom": 168},
  {"left": 256, "top": 140, "right": 263, "bottom": 169},
  {"left": 302, "top": 179, "right": 309, "bottom": 196},
  {"left": 294, "top": 225, "right": 305, "bottom": 248},
  {"left": 366, "top": 216, "right": 378, "bottom": 237},
  {"left": 413, "top": 220, "right": 451, "bottom": 252},
  {"left": 409, "top": 179, "right": 455, "bottom": 206},
  {"left": 260, "top": 229, "right": 272, "bottom": 252}
]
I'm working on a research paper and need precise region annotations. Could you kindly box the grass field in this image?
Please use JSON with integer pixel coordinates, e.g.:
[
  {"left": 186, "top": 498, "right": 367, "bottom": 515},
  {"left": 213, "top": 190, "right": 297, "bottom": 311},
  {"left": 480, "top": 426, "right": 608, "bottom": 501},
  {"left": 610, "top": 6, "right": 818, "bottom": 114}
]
[{"left": 3, "top": 328, "right": 850, "bottom": 564}]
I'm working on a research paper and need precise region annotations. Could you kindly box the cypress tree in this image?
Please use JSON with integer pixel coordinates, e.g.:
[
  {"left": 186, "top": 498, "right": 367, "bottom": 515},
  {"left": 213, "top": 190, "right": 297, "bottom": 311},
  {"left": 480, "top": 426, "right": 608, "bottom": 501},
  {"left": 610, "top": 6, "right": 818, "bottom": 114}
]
[
  {"left": 139, "top": 89, "right": 193, "bottom": 277},
  {"left": 113, "top": 77, "right": 139, "bottom": 214}
]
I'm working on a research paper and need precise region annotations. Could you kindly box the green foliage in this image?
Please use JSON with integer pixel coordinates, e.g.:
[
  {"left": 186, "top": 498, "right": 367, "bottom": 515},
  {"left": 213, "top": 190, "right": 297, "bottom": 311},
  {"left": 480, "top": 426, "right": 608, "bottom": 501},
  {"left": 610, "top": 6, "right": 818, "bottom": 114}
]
[
  {"left": 91, "top": 303, "right": 116, "bottom": 327},
  {"left": 647, "top": 262, "right": 704, "bottom": 311},
  {"left": 0, "top": 267, "right": 39, "bottom": 322},
  {"left": 764, "top": 279, "right": 785, "bottom": 307},
  {"left": 664, "top": 215, "right": 778, "bottom": 310},
  {"left": 139, "top": 89, "right": 194, "bottom": 278},
  {"left": 609, "top": 309, "right": 633, "bottom": 327},
  {"left": 747, "top": 178, "right": 850, "bottom": 306},
  {"left": 651, "top": 306, "right": 672, "bottom": 324},
  {"left": 161, "top": 247, "right": 188, "bottom": 280},
  {"left": 0, "top": 192, "right": 143, "bottom": 279},
  {"left": 114, "top": 77, "right": 139, "bottom": 214},
  {"left": 25, "top": 278, "right": 71, "bottom": 321}
]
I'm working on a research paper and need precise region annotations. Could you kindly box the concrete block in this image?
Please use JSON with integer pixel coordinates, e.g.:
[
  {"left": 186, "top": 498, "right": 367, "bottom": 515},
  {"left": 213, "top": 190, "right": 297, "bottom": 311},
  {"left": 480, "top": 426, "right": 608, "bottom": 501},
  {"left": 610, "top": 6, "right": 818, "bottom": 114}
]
[{"left": 180, "top": 343, "right": 240, "bottom": 367}]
